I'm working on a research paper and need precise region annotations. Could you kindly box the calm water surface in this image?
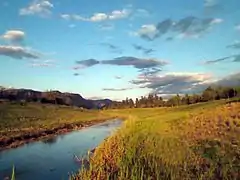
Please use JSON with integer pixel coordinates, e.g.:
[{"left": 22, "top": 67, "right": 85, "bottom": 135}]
[{"left": 0, "top": 119, "right": 122, "bottom": 180}]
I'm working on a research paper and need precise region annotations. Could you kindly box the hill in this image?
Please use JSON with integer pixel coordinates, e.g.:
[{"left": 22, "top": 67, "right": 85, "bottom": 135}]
[{"left": 0, "top": 88, "right": 112, "bottom": 109}]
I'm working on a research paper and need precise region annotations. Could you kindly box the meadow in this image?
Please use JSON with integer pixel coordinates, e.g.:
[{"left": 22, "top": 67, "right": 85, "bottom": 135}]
[
  {"left": 72, "top": 100, "right": 240, "bottom": 180},
  {"left": 0, "top": 102, "right": 115, "bottom": 150},
  {"left": 1, "top": 99, "right": 240, "bottom": 179}
]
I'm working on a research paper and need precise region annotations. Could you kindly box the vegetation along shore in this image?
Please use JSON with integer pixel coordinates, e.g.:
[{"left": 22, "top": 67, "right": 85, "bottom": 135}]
[
  {"left": 0, "top": 102, "right": 117, "bottom": 151},
  {"left": 72, "top": 100, "right": 240, "bottom": 180}
]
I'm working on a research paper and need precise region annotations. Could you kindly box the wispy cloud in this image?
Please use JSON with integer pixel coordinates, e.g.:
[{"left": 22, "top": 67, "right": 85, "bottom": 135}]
[
  {"left": 115, "top": 76, "right": 123, "bottom": 79},
  {"left": 233, "top": 54, "right": 240, "bottom": 62},
  {"left": 101, "top": 57, "right": 168, "bottom": 69},
  {"left": 204, "top": 0, "right": 219, "bottom": 8},
  {"left": 100, "top": 43, "right": 123, "bottom": 54},
  {"left": 138, "top": 67, "right": 162, "bottom": 76},
  {"left": 1, "top": 30, "right": 25, "bottom": 44},
  {"left": 214, "top": 72, "right": 240, "bottom": 86},
  {"left": 203, "top": 56, "right": 232, "bottom": 65},
  {"left": 68, "top": 24, "right": 76, "bottom": 28},
  {"left": 99, "top": 24, "right": 114, "bottom": 31},
  {"left": 204, "top": 0, "right": 222, "bottom": 14},
  {"left": 102, "top": 87, "right": 133, "bottom": 91},
  {"left": 61, "top": 8, "right": 130, "bottom": 22},
  {"left": 133, "top": 16, "right": 223, "bottom": 41},
  {"left": 202, "top": 40, "right": 240, "bottom": 65},
  {"left": 75, "top": 56, "right": 169, "bottom": 70},
  {"left": 76, "top": 59, "right": 100, "bottom": 68},
  {"left": 130, "top": 72, "right": 213, "bottom": 95},
  {"left": 235, "top": 25, "right": 240, "bottom": 31},
  {"left": 133, "top": 44, "right": 155, "bottom": 55},
  {"left": 202, "top": 54, "right": 240, "bottom": 64},
  {"left": 166, "top": 37, "right": 174, "bottom": 41},
  {"left": 73, "top": 73, "right": 80, "bottom": 76},
  {"left": 130, "top": 8, "right": 150, "bottom": 20},
  {"left": 0, "top": 45, "right": 40, "bottom": 59},
  {"left": 19, "top": 0, "right": 53, "bottom": 17},
  {"left": 72, "top": 66, "right": 82, "bottom": 70},
  {"left": 226, "top": 41, "right": 240, "bottom": 49},
  {"left": 135, "top": 9, "right": 150, "bottom": 16},
  {"left": 28, "top": 59, "right": 56, "bottom": 67}
]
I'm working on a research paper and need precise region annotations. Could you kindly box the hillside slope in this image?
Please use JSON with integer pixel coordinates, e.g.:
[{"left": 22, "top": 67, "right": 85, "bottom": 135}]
[{"left": 0, "top": 88, "right": 112, "bottom": 109}]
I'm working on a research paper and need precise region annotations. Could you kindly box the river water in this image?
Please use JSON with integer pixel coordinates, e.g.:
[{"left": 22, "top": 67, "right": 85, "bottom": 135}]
[{"left": 0, "top": 119, "right": 122, "bottom": 180}]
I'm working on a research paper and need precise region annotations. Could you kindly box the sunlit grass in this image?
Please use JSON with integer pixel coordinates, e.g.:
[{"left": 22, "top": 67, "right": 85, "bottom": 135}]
[
  {"left": 11, "top": 165, "right": 15, "bottom": 180},
  {"left": 72, "top": 100, "right": 240, "bottom": 180}
]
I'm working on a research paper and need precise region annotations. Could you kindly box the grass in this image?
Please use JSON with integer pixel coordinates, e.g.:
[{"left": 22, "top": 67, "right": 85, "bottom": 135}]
[
  {"left": 11, "top": 165, "right": 15, "bottom": 180},
  {"left": 0, "top": 102, "right": 115, "bottom": 150},
  {"left": 72, "top": 99, "right": 240, "bottom": 180}
]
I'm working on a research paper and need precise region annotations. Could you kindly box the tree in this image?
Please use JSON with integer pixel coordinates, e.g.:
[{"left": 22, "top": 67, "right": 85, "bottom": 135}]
[
  {"left": 202, "top": 86, "right": 217, "bottom": 101},
  {"left": 135, "top": 98, "right": 139, "bottom": 108},
  {"left": 129, "top": 98, "right": 135, "bottom": 108}
]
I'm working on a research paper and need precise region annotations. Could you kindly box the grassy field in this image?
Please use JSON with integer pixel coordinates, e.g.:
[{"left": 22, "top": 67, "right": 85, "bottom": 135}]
[
  {"left": 0, "top": 102, "right": 115, "bottom": 150},
  {"left": 72, "top": 100, "right": 240, "bottom": 180}
]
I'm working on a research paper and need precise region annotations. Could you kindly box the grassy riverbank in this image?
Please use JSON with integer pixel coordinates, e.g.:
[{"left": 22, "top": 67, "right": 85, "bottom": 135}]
[
  {"left": 0, "top": 102, "right": 115, "bottom": 150},
  {"left": 73, "top": 100, "right": 240, "bottom": 180}
]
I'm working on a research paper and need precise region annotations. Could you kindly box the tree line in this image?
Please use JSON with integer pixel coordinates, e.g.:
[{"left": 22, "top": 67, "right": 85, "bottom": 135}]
[{"left": 106, "top": 86, "right": 240, "bottom": 109}]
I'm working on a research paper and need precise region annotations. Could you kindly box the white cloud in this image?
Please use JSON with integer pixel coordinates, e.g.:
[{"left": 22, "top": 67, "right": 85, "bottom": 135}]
[
  {"left": 134, "top": 24, "right": 158, "bottom": 39},
  {"left": 68, "top": 24, "right": 76, "bottom": 28},
  {"left": 20, "top": 0, "right": 53, "bottom": 17},
  {"left": 210, "top": 18, "right": 223, "bottom": 24},
  {"left": 61, "top": 8, "right": 130, "bottom": 22},
  {"left": 61, "top": 14, "right": 70, "bottom": 20},
  {"left": 0, "top": 45, "right": 39, "bottom": 59},
  {"left": 1, "top": 30, "right": 25, "bottom": 43},
  {"left": 204, "top": 0, "right": 218, "bottom": 7},
  {"left": 236, "top": 25, "right": 240, "bottom": 31},
  {"left": 90, "top": 13, "right": 108, "bottom": 22},
  {"left": 108, "top": 9, "right": 130, "bottom": 20}
]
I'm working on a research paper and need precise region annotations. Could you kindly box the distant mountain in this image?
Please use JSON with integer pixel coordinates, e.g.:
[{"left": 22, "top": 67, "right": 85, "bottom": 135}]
[
  {"left": 90, "top": 99, "right": 113, "bottom": 109},
  {"left": 0, "top": 88, "right": 112, "bottom": 109}
]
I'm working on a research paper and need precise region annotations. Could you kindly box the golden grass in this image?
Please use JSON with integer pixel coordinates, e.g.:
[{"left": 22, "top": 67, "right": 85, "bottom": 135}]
[{"left": 72, "top": 100, "right": 240, "bottom": 180}]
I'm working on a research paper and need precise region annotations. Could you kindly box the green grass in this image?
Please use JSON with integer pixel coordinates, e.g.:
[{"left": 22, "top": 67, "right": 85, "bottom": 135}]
[
  {"left": 72, "top": 100, "right": 240, "bottom": 180},
  {"left": 0, "top": 102, "right": 115, "bottom": 149}
]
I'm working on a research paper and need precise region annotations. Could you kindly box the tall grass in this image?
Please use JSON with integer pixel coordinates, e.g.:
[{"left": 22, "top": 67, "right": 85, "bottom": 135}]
[
  {"left": 10, "top": 165, "right": 15, "bottom": 180},
  {"left": 72, "top": 102, "right": 240, "bottom": 180}
]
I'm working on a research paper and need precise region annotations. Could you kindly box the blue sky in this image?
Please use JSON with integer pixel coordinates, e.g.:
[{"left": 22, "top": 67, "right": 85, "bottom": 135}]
[{"left": 0, "top": 0, "right": 240, "bottom": 100}]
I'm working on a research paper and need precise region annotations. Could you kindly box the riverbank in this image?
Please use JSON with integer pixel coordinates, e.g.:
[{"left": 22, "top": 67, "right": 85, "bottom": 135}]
[
  {"left": 1, "top": 119, "right": 123, "bottom": 180},
  {"left": 0, "top": 102, "right": 117, "bottom": 151},
  {"left": 73, "top": 100, "right": 240, "bottom": 179}
]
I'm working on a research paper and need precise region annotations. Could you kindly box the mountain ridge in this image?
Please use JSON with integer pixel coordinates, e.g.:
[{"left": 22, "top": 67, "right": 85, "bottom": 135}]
[{"left": 0, "top": 87, "right": 113, "bottom": 109}]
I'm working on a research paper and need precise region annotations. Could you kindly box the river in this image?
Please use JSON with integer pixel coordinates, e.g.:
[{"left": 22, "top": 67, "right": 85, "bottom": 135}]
[{"left": 0, "top": 119, "right": 122, "bottom": 180}]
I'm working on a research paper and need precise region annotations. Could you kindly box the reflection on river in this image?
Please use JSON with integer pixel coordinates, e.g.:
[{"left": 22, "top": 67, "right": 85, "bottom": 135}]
[{"left": 0, "top": 119, "right": 122, "bottom": 180}]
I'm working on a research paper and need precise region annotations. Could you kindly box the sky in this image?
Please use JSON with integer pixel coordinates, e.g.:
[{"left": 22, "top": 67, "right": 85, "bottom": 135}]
[{"left": 0, "top": 0, "right": 240, "bottom": 100}]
